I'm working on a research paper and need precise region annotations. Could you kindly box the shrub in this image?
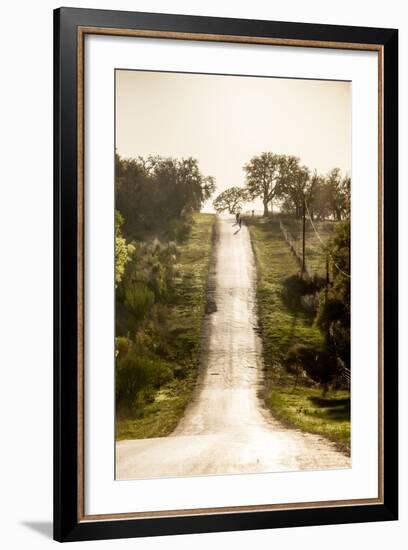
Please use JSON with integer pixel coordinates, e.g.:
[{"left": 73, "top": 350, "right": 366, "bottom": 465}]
[
  {"left": 284, "top": 343, "right": 337, "bottom": 387},
  {"left": 115, "top": 336, "right": 132, "bottom": 359},
  {"left": 116, "top": 355, "right": 153, "bottom": 410},
  {"left": 300, "top": 294, "right": 318, "bottom": 313},
  {"left": 168, "top": 218, "right": 192, "bottom": 241},
  {"left": 282, "top": 274, "right": 325, "bottom": 311},
  {"left": 122, "top": 240, "right": 179, "bottom": 301},
  {"left": 115, "top": 210, "right": 135, "bottom": 286},
  {"left": 316, "top": 220, "right": 350, "bottom": 371},
  {"left": 124, "top": 282, "right": 155, "bottom": 320},
  {"left": 116, "top": 353, "right": 174, "bottom": 412}
]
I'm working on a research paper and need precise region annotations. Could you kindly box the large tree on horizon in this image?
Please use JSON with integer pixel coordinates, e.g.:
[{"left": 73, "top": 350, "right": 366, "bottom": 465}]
[
  {"left": 278, "top": 156, "right": 310, "bottom": 219},
  {"left": 243, "top": 152, "right": 286, "bottom": 216},
  {"left": 212, "top": 186, "right": 248, "bottom": 214}
]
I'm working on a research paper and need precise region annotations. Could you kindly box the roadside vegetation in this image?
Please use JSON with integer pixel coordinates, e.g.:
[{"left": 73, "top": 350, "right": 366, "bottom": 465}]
[
  {"left": 279, "top": 218, "right": 335, "bottom": 277},
  {"left": 269, "top": 386, "right": 350, "bottom": 451},
  {"left": 116, "top": 147, "right": 351, "bottom": 451},
  {"left": 231, "top": 151, "right": 351, "bottom": 453},
  {"left": 247, "top": 216, "right": 350, "bottom": 452},
  {"left": 115, "top": 154, "right": 215, "bottom": 440}
]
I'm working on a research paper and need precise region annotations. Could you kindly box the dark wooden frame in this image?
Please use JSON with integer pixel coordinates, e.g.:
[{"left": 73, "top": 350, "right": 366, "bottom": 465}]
[{"left": 54, "top": 7, "right": 398, "bottom": 542}]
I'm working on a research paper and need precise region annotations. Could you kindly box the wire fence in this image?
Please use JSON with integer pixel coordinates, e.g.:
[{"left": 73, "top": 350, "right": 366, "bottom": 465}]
[
  {"left": 279, "top": 203, "right": 351, "bottom": 281},
  {"left": 330, "top": 326, "right": 351, "bottom": 388},
  {"left": 279, "top": 211, "right": 351, "bottom": 388},
  {"left": 338, "top": 363, "right": 351, "bottom": 388},
  {"left": 304, "top": 199, "right": 351, "bottom": 279},
  {"left": 279, "top": 220, "right": 312, "bottom": 278}
]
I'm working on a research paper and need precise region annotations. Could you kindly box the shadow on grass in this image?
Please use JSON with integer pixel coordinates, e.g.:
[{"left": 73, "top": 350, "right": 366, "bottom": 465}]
[
  {"left": 287, "top": 310, "right": 299, "bottom": 350},
  {"left": 309, "top": 396, "right": 350, "bottom": 421},
  {"left": 310, "top": 397, "right": 350, "bottom": 408}
]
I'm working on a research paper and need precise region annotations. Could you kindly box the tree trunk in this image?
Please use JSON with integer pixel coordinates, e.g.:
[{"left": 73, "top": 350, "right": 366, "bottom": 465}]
[{"left": 263, "top": 199, "right": 269, "bottom": 216}]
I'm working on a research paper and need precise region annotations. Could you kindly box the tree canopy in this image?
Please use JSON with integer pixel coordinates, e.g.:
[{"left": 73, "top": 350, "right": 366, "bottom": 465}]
[
  {"left": 278, "top": 156, "right": 310, "bottom": 218},
  {"left": 243, "top": 152, "right": 350, "bottom": 220},
  {"left": 116, "top": 153, "right": 215, "bottom": 239},
  {"left": 212, "top": 186, "right": 248, "bottom": 214},
  {"left": 243, "top": 152, "right": 286, "bottom": 216}
]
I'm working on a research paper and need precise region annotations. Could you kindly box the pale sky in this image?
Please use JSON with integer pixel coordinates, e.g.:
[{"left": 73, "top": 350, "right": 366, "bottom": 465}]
[{"left": 116, "top": 70, "right": 351, "bottom": 212}]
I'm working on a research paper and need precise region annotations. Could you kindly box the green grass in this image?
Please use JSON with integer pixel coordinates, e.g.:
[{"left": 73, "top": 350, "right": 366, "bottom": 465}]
[
  {"left": 116, "top": 213, "right": 215, "bottom": 440},
  {"left": 246, "top": 216, "right": 350, "bottom": 453},
  {"left": 116, "top": 378, "right": 193, "bottom": 440},
  {"left": 247, "top": 217, "right": 323, "bottom": 376},
  {"left": 269, "top": 387, "right": 350, "bottom": 453}
]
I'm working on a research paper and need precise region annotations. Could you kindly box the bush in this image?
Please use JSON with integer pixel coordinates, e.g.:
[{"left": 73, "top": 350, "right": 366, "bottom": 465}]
[
  {"left": 124, "top": 282, "right": 155, "bottom": 320},
  {"left": 284, "top": 343, "right": 337, "bottom": 387},
  {"left": 115, "top": 336, "right": 132, "bottom": 359},
  {"left": 116, "top": 353, "right": 174, "bottom": 412},
  {"left": 316, "top": 219, "right": 350, "bottom": 371},
  {"left": 300, "top": 294, "right": 318, "bottom": 313},
  {"left": 168, "top": 218, "right": 192, "bottom": 241},
  {"left": 282, "top": 274, "right": 325, "bottom": 311},
  {"left": 115, "top": 210, "right": 135, "bottom": 286},
  {"left": 122, "top": 240, "right": 179, "bottom": 302}
]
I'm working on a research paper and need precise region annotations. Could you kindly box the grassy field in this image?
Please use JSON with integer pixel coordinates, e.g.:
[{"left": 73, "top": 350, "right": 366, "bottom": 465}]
[
  {"left": 246, "top": 216, "right": 350, "bottom": 453},
  {"left": 269, "top": 387, "right": 350, "bottom": 452},
  {"left": 280, "top": 218, "right": 336, "bottom": 277},
  {"left": 116, "top": 213, "right": 215, "bottom": 440}
]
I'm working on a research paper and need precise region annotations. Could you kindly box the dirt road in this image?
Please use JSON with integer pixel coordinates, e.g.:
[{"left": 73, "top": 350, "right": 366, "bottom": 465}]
[{"left": 116, "top": 216, "right": 350, "bottom": 480}]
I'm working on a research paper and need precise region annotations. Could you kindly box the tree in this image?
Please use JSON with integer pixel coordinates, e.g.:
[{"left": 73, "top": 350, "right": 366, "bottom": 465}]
[
  {"left": 340, "top": 174, "right": 351, "bottom": 219},
  {"left": 300, "top": 169, "right": 351, "bottom": 221},
  {"left": 325, "top": 168, "right": 350, "bottom": 221},
  {"left": 146, "top": 156, "right": 215, "bottom": 217},
  {"left": 306, "top": 172, "right": 327, "bottom": 220},
  {"left": 243, "top": 152, "right": 285, "bottom": 216},
  {"left": 212, "top": 186, "right": 248, "bottom": 214},
  {"left": 278, "top": 157, "right": 310, "bottom": 219},
  {"left": 115, "top": 153, "right": 215, "bottom": 238}
]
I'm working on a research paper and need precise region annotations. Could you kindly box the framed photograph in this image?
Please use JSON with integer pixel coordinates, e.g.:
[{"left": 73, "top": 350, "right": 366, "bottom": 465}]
[{"left": 54, "top": 7, "right": 398, "bottom": 542}]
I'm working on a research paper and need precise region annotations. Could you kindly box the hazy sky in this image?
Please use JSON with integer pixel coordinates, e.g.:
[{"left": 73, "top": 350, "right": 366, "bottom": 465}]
[{"left": 116, "top": 70, "right": 351, "bottom": 212}]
